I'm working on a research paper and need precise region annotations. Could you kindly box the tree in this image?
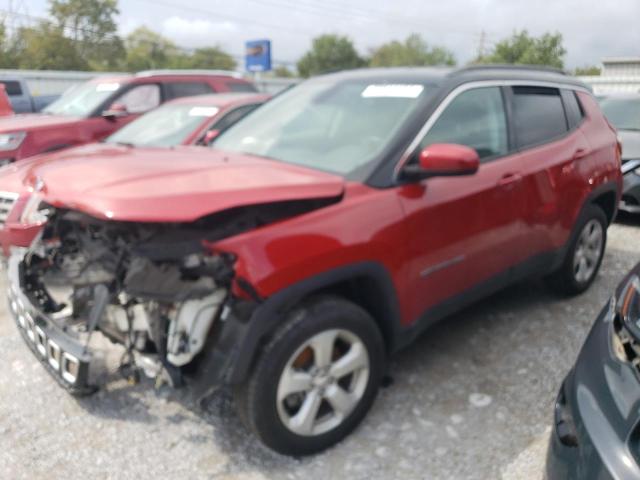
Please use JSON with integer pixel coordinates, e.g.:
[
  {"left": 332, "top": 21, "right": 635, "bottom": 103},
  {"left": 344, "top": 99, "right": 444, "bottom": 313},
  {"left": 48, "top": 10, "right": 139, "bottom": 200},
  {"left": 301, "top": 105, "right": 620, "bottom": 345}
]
[
  {"left": 176, "top": 47, "right": 236, "bottom": 70},
  {"left": 49, "top": 0, "right": 124, "bottom": 69},
  {"left": 370, "top": 34, "right": 456, "bottom": 67},
  {"left": 574, "top": 65, "right": 601, "bottom": 76},
  {"left": 478, "top": 30, "right": 566, "bottom": 69},
  {"left": 13, "top": 24, "right": 88, "bottom": 70},
  {"left": 272, "top": 65, "right": 295, "bottom": 78},
  {"left": 297, "top": 34, "right": 365, "bottom": 78},
  {"left": 123, "top": 27, "right": 181, "bottom": 71}
]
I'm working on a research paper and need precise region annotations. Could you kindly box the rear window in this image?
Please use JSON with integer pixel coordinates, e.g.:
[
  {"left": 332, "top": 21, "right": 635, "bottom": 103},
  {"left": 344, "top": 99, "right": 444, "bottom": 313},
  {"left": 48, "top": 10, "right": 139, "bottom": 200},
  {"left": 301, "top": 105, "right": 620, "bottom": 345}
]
[
  {"left": 226, "top": 82, "right": 258, "bottom": 93},
  {"left": 561, "top": 90, "right": 585, "bottom": 129},
  {"left": 512, "top": 86, "right": 569, "bottom": 148},
  {"left": 0, "top": 81, "right": 22, "bottom": 96},
  {"left": 165, "top": 82, "right": 213, "bottom": 99}
]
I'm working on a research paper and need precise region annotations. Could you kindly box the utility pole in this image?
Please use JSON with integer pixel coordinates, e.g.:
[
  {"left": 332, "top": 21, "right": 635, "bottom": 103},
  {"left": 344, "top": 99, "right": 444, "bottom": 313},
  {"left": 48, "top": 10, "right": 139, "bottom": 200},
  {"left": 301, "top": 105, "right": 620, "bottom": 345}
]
[{"left": 476, "top": 30, "right": 487, "bottom": 61}]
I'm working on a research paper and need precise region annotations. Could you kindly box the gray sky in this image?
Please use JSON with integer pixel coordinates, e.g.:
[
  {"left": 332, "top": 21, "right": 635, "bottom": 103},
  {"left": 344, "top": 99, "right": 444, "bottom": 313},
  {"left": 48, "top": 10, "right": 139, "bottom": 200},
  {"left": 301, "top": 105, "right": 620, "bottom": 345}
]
[{"left": 11, "top": 0, "right": 640, "bottom": 69}]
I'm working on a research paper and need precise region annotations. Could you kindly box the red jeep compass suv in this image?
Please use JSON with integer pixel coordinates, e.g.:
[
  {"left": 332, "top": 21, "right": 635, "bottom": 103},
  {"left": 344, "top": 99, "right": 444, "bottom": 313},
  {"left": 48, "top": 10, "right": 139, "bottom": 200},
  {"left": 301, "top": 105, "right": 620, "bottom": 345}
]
[
  {"left": 0, "top": 70, "right": 255, "bottom": 164},
  {"left": 6, "top": 66, "right": 621, "bottom": 455}
]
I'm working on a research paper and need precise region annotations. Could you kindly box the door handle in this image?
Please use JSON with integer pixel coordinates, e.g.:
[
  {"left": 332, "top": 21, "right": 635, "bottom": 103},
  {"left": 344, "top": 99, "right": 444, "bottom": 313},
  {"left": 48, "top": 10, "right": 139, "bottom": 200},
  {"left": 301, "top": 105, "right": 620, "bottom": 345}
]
[
  {"left": 497, "top": 173, "right": 522, "bottom": 187},
  {"left": 572, "top": 148, "right": 589, "bottom": 160}
]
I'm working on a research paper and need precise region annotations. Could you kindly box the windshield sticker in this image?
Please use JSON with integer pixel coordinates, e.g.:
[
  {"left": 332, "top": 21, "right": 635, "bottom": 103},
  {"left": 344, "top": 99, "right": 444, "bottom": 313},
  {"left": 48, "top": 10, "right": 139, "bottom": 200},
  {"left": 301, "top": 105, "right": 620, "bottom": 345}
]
[
  {"left": 95, "top": 83, "right": 120, "bottom": 92},
  {"left": 188, "top": 107, "right": 219, "bottom": 117},
  {"left": 361, "top": 84, "right": 424, "bottom": 98}
]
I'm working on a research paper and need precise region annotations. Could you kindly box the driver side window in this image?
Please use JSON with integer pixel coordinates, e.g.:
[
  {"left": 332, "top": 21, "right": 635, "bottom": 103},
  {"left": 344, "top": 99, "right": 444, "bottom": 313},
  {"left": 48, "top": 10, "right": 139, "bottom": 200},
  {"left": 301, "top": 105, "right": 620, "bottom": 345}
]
[
  {"left": 115, "top": 84, "right": 161, "bottom": 114},
  {"left": 419, "top": 86, "right": 508, "bottom": 161}
]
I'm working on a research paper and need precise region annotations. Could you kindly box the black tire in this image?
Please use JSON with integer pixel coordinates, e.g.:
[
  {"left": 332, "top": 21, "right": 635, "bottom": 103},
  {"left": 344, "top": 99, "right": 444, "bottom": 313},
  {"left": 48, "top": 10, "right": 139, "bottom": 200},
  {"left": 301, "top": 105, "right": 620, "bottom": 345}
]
[
  {"left": 546, "top": 203, "right": 607, "bottom": 296},
  {"left": 234, "top": 295, "right": 385, "bottom": 456}
]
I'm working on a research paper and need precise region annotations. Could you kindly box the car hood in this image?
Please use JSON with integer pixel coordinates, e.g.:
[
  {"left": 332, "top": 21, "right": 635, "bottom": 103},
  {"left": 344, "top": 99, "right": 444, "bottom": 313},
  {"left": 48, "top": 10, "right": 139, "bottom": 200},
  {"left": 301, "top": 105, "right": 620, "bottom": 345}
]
[
  {"left": 17, "top": 143, "right": 345, "bottom": 222},
  {"left": 620, "top": 130, "right": 640, "bottom": 161}
]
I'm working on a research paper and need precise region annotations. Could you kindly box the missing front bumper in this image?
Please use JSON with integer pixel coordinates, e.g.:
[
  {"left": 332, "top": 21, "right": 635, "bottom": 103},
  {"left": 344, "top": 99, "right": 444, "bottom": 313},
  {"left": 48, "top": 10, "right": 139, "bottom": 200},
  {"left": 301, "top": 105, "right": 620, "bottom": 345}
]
[{"left": 7, "top": 253, "right": 96, "bottom": 396}]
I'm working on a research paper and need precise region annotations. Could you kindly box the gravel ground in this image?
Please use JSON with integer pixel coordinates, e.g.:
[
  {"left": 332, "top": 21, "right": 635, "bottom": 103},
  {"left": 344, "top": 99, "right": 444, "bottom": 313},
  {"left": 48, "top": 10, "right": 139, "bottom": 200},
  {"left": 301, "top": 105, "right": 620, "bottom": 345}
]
[{"left": 1, "top": 216, "right": 639, "bottom": 480}]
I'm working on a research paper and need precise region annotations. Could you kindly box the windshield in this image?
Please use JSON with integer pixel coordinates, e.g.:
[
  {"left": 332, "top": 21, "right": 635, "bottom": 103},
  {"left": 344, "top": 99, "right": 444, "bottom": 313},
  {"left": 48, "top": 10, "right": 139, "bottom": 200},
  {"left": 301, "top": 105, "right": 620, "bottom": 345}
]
[
  {"left": 213, "top": 79, "right": 430, "bottom": 176},
  {"left": 106, "top": 103, "right": 219, "bottom": 147},
  {"left": 43, "top": 80, "right": 122, "bottom": 117},
  {"left": 599, "top": 97, "right": 640, "bottom": 131}
]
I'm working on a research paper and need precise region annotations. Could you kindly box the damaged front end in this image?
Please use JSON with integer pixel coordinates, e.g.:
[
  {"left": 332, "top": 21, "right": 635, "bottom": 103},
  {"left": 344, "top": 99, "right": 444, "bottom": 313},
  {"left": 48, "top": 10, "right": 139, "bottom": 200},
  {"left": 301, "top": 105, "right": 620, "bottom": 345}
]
[{"left": 7, "top": 203, "right": 275, "bottom": 396}]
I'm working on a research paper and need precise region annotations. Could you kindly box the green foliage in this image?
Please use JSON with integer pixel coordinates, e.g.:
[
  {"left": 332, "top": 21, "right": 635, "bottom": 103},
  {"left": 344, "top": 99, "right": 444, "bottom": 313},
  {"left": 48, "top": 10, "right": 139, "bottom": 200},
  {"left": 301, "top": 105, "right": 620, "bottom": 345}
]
[
  {"left": 477, "top": 30, "right": 566, "bottom": 68},
  {"left": 123, "top": 26, "right": 181, "bottom": 71},
  {"left": 369, "top": 34, "right": 456, "bottom": 67},
  {"left": 177, "top": 47, "right": 236, "bottom": 70},
  {"left": 272, "top": 65, "right": 295, "bottom": 78},
  {"left": 297, "top": 34, "right": 365, "bottom": 78},
  {"left": 13, "top": 24, "right": 89, "bottom": 70},
  {"left": 49, "top": 0, "right": 124, "bottom": 69},
  {"left": 574, "top": 65, "right": 601, "bottom": 76}
]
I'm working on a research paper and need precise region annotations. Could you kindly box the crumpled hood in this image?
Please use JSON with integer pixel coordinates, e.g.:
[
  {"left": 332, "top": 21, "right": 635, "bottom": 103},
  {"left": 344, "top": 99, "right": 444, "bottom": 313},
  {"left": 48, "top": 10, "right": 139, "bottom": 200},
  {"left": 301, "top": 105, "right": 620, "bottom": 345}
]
[
  {"left": 0, "top": 113, "right": 81, "bottom": 132},
  {"left": 620, "top": 130, "right": 640, "bottom": 161},
  {"left": 19, "top": 143, "right": 345, "bottom": 222}
]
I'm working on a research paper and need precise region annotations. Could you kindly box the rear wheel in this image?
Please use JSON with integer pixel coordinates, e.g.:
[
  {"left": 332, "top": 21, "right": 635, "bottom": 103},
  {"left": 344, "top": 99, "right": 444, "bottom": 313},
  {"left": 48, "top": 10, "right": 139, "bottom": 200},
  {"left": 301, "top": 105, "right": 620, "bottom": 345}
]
[
  {"left": 547, "top": 204, "right": 607, "bottom": 295},
  {"left": 234, "top": 296, "right": 384, "bottom": 456}
]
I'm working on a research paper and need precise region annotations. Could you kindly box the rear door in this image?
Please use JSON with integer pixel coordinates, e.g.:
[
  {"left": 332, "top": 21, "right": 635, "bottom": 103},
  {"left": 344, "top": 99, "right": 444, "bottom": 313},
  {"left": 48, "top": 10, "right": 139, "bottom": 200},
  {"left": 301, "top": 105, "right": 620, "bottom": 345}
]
[
  {"left": 397, "top": 85, "right": 527, "bottom": 320},
  {"left": 509, "top": 86, "right": 590, "bottom": 255}
]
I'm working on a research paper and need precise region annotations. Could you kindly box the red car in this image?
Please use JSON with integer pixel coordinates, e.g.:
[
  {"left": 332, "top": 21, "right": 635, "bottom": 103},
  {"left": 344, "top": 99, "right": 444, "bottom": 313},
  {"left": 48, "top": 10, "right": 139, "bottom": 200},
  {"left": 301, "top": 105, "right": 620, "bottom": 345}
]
[
  {"left": 0, "top": 92, "right": 269, "bottom": 254},
  {"left": 6, "top": 67, "right": 621, "bottom": 455},
  {"left": 0, "top": 84, "right": 14, "bottom": 117},
  {"left": 0, "top": 70, "right": 255, "bottom": 164}
]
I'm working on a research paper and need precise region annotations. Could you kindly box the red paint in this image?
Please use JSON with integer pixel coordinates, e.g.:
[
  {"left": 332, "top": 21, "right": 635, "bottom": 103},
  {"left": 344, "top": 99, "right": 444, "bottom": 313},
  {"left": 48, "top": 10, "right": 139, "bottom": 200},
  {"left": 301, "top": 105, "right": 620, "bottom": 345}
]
[
  {"left": 0, "top": 90, "right": 623, "bottom": 329},
  {"left": 0, "top": 93, "right": 269, "bottom": 253},
  {"left": 0, "top": 73, "right": 255, "bottom": 162},
  {"left": 0, "top": 85, "right": 13, "bottom": 117},
  {"left": 418, "top": 143, "right": 480, "bottom": 175}
]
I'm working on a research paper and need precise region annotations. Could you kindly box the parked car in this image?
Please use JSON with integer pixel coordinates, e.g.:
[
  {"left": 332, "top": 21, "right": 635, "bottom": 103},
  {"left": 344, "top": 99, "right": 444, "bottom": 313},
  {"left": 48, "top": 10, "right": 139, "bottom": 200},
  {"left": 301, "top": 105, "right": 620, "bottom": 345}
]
[
  {"left": 546, "top": 264, "right": 640, "bottom": 479},
  {"left": 0, "top": 84, "right": 14, "bottom": 117},
  {"left": 6, "top": 66, "right": 621, "bottom": 455},
  {"left": 0, "top": 92, "right": 269, "bottom": 255},
  {"left": 599, "top": 94, "right": 640, "bottom": 213},
  {"left": 0, "top": 70, "right": 256, "bottom": 166},
  {"left": 0, "top": 77, "right": 58, "bottom": 113}
]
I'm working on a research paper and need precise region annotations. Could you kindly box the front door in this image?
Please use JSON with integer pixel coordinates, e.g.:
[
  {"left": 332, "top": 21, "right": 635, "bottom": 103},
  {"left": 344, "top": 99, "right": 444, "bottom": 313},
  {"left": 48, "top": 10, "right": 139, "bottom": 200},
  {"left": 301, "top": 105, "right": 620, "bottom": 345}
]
[{"left": 397, "top": 86, "right": 526, "bottom": 321}]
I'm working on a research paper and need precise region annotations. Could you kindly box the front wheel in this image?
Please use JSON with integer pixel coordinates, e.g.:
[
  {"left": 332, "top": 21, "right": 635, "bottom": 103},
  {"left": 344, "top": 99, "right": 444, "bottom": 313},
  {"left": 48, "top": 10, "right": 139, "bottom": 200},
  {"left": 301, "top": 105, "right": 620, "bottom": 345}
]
[
  {"left": 547, "top": 204, "right": 607, "bottom": 295},
  {"left": 234, "top": 296, "right": 385, "bottom": 456}
]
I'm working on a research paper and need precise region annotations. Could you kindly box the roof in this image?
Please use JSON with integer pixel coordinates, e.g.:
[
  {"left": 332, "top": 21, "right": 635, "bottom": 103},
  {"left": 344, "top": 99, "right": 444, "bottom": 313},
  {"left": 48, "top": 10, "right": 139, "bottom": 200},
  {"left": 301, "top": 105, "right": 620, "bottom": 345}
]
[
  {"left": 164, "top": 92, "right": 271, "bottom": 107},
  {"left": 135, "top": 69, "right": 243, "bottom": 79},
  {"left": 312, "top": 65, "right": 589, "bottom": 90}
]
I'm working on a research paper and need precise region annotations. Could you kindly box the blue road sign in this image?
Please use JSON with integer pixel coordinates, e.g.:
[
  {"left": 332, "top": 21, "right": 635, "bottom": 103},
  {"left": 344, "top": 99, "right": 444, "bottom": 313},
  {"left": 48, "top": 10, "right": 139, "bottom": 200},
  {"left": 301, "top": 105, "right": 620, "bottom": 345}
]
[{"left": 245, "top": 39, "right": 272, "bottom": 72}]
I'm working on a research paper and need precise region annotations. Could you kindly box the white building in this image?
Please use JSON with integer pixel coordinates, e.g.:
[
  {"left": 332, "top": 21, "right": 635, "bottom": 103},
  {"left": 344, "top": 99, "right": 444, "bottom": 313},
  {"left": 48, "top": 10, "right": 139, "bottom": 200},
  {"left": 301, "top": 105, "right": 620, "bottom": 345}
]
[{"left": 579, "top": 57, "right": 640, "bottom": 95}]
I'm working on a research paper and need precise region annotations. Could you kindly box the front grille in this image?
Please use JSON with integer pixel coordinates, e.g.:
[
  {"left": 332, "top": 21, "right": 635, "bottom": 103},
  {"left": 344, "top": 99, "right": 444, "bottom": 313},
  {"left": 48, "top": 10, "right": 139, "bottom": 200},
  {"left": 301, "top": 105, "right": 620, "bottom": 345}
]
[{"left": 0, "top": 191, "right": 18, "bottom": 225}]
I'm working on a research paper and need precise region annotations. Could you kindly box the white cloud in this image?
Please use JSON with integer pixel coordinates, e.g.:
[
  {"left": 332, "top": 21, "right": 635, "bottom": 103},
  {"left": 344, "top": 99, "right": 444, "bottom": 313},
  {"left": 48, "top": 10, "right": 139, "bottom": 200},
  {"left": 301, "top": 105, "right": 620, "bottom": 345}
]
[{"left": 160, "top": 16, "right": 239, "bottom": 49}]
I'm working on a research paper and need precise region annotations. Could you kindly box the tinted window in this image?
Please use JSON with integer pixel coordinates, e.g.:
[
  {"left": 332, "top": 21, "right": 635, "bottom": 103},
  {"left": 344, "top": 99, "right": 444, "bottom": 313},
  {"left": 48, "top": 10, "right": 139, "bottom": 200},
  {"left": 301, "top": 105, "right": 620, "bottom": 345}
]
[
  {"left": 0, "top": 81, "right": 22, "bottom": 96},
  {"left": 211, "top": 104, "right": 260, "bottom": 134},
  {"left": 561, "top": 89, "right": 584, "bottom": 129},
  {"left": 512, "top": 86, "right": 568, "bottom": 148},
  {"left": 116, "top": 84, "right": 161, "bottom": 114},
  {"left": 419, "top": 86, "right": 508, "bottom": 161},
  {"left": 227, "top": 82, "right": 258, "bottom": 93},
  {"left": 165, "top": 82, "right": 213, "bottom": 99}
]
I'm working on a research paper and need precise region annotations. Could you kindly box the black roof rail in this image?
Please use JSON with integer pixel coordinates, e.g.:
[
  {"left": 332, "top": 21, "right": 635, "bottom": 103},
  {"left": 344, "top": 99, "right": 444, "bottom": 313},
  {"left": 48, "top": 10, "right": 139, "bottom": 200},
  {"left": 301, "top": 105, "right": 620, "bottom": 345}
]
[{"left": 453, "top": 64, "right": 567, "bottom": 76}]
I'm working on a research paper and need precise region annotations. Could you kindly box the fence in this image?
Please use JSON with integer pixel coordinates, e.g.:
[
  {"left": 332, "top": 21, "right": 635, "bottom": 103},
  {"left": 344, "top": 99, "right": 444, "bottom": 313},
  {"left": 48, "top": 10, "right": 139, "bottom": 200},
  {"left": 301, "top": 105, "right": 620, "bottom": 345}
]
[{"left": 0, "top": 69, "right": 299, "bottom": 97}]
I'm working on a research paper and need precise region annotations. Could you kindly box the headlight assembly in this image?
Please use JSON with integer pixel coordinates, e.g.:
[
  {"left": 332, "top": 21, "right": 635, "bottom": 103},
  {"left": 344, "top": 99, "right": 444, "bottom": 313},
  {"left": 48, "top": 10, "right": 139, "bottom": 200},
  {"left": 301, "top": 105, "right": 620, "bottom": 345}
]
[
  {"left": 20, "top": 193, "right": 50, "bottom": 225},
  {"left": 0, "top": 132, "right": 26, "bottom": 151}
]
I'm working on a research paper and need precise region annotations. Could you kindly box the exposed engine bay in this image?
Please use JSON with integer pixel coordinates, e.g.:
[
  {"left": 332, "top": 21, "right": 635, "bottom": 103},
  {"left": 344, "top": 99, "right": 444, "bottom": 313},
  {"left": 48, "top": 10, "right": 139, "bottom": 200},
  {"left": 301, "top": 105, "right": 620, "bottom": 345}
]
[{"left": 16, "top": 199, "right": 330, "bottom": 390}]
